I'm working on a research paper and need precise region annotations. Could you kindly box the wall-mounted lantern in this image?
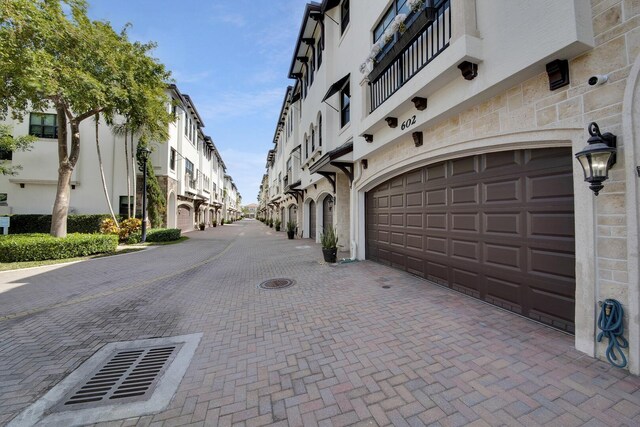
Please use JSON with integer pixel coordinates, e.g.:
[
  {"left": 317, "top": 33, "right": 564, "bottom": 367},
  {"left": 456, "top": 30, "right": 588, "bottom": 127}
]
[{"left": 575, "top": 122, "right": 617, "bottom": 196}]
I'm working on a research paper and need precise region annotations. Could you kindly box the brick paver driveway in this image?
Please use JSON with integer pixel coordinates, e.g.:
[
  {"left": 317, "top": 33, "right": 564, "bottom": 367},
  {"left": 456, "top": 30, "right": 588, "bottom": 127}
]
[{"left": 0, "top": 220, "right": 639, "bottom": 426}]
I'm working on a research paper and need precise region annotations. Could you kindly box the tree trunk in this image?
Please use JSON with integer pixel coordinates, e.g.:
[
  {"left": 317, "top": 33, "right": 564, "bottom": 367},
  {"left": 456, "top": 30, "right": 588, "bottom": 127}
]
[
  {"left": 124, "top": 125, "right": 130, "bottom": 218},
  {"left": 50, "top": 107, "right": 72, "bottom": 237},
  {"left": 95, "top": 114, "right": 118, "bottom": 226},
  {"left": 131, "top": 132, "right": 137, "bottom": 218}
]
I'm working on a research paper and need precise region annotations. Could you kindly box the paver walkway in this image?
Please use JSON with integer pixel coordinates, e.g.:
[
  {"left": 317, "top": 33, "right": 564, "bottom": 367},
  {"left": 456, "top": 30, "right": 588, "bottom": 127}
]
[{"left": 0, "top": 220, "right": 638, "bottom": 426}]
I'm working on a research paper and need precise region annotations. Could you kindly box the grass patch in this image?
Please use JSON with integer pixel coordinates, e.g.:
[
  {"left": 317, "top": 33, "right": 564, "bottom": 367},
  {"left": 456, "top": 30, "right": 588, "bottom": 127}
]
[{"left": 0, "top": 248, "right": 146, "bottom": 272}]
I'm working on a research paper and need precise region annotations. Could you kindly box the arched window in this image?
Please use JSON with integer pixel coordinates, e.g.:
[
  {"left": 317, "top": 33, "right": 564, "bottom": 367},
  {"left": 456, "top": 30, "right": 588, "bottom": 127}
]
[
  {"left": 318, "top": 114, "right": 322, "bottom": 147},
  {"left": 311, "top": 127, "right": 315, "bottom": 153},
  {"left": 305, "top": 134, "right": 309, "bottom": 159}
]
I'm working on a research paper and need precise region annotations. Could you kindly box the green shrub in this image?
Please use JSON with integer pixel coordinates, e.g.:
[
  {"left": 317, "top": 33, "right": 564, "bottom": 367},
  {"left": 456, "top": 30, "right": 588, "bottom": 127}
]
[
  {"left": 3, "top": 214, "right": 121, "bottom": 234},
  {"left": 126, "top": 231, "right": 142, "bottom": 244},
  {"left": 0, "top": 233, "right": 118, "bottom": 262},
  {"left": 145, "top": 228, "right": 181, "bottom": 242}
]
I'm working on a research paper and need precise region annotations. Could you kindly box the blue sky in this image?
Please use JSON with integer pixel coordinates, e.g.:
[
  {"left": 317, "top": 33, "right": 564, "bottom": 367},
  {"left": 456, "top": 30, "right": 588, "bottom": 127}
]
[{"left": 88, "top": 0, "right": 309, "bottom": 204}]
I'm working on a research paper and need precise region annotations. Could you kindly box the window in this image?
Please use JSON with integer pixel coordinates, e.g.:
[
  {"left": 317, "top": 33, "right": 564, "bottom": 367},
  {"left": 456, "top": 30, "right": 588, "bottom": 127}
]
[
  {"left": 29, "top": 113, "right": 57, "bottom": 139},
  {"left": 309, "top": 54, "right": 315, "bottom": 86},
  {"left": 341, "top": 0, "right": 350, "bottom": 34},
  {"left": 184, "top": 115, "right": 189, "bottom": 136},
  {"left": 305, "top": 135, "right": 309, "bottom": 159},
  {"left": 119, "top": 196, "right": 133, "bottom": 216},
  {"left": 170, "top": 148, "right": 176, "bottom": 171},
  {"left": 318, "top": 115, "right": 322, "bottom": 147},
  {"left": 311, "top": 128, "right": 315, "bottom": 153},
  {"left": 317, "top": 38, "right": 323, "bottom": 69},
  {"left": 287, "top": 157, "right": 292, "bottom": 172},
  {"left": 185, "top": 159, "right": 194, "bottom": 179},
  {"left": 0, "top": 193, "right": 7, "bottom": 203},
  {"left": 340, "top": 80, "right": 351, "bottom": 127},
  {"left": 373, "top": 0, "right": 417, "bottom": 60}
]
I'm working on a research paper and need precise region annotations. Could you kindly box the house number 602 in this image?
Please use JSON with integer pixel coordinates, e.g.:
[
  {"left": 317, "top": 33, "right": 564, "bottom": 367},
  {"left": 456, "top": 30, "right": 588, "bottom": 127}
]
[{"left": 401, "top": 115, "right": 416, "bottom": 130}]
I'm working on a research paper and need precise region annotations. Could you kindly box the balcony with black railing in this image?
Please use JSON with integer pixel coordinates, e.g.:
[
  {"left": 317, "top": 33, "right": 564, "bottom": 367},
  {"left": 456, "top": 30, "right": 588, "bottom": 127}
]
[{"left": 369, "top": 0, "right": 451, "bottom": 112}]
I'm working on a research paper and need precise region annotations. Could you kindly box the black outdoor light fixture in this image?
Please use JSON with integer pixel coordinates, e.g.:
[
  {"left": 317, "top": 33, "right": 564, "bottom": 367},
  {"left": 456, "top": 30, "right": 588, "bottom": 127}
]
[
  {"left": 137, "top": 146, "right": 152, "bottom": 242},
  {"left": 575, "top": 122, "right": 617, "bottom": 196}
]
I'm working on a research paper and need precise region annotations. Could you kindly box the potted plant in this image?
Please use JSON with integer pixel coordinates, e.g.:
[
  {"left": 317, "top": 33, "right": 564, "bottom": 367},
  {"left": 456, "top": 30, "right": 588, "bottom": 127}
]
[
  {"left": 199, "top": 222, "right": 205, "bottom": 230},
  {"left": 212, "top": 219, "right": 217, "bottom": 227},
  {"left": 286, "top": 221, "right": 296, "bottom": 239},
  {"left": 274, "top": 219, "right": 281, "bottom": 231},
  {"left": 269, "top": 219, "right": 273, "bottom": 228},
  {"left": 220, "top": 218, "right": 225, "bottom": 226},
  {"left": 320, "top": 227, "right": 339, "bottom": 263}
]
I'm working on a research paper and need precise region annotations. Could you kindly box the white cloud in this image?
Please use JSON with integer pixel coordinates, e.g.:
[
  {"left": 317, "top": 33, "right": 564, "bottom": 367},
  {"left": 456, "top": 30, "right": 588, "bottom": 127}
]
[{"left": 198, "top": 88, "right": 285, "bottom": 121}]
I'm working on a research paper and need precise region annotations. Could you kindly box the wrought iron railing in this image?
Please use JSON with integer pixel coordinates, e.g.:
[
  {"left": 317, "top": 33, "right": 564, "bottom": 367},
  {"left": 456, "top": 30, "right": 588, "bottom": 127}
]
[{"left": 369, "top": 0, "right": 451, "bottom": 112}]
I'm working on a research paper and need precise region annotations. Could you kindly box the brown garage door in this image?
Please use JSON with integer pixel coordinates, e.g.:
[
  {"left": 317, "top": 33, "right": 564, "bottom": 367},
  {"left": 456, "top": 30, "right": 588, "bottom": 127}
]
[
  {"left": 177, "top": 205, "right": 192, "bottom": 231},
  {"left": 366, "top": 148, "right": 575, "bottom": 332}
]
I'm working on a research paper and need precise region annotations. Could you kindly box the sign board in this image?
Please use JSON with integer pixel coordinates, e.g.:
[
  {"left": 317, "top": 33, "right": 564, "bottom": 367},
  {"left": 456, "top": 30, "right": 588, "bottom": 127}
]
[{"left": 0, "top": 217, "right": 9, "bottom": 228}]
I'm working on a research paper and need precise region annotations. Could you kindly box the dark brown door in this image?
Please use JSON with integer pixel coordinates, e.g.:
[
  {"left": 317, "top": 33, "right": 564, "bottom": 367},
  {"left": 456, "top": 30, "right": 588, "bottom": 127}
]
[
  {"left": 309, "top": 200, "right": 316, "bottom": 239},
  {"left": 366, "top": 148, "right": 576, "bottom": 332},
  {"left": 323, "top": 196, "right": 334, "bottom": 232}
]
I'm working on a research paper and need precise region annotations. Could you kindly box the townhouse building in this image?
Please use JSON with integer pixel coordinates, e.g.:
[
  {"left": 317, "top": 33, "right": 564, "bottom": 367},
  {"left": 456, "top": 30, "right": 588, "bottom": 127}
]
[
  {"left": 1, "top": 84, "right": 238, "bottom": 232},
  {"left": 259, "top": 0, "right": 640, "bottom": 373}
]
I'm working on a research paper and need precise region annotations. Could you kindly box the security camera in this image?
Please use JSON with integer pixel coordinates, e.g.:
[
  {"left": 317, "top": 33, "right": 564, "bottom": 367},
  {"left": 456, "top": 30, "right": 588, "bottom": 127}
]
[{"left": 588, "top": 75, "right": 609, "bottom": 86}]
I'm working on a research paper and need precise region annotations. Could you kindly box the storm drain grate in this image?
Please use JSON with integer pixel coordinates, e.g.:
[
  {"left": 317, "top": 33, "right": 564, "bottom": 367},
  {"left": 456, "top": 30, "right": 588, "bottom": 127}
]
[
  {"left": 258, "top": 278, "right": 295, "bottom": 290},
  {"left": 9, "top": 334, "right": 202, "bottom": 427},
  {"left": 59, "top": 345, "right": 180, "bottom": 409}
]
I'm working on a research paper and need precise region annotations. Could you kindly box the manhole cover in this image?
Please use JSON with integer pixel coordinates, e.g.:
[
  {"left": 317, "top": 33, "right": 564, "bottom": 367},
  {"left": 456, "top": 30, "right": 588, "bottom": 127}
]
[
  {"left": 9, "top": 334, "right": 202, "bottom": 427},
  {"left": 258, "top": 278, "right": 295, "bottom": 290}
]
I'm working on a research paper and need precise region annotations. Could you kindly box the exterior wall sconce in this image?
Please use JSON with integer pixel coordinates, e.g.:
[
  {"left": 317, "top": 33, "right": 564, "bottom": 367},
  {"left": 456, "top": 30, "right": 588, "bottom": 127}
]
[
  {"left": 458, "top": 61, "right": 478, "bottom": 80},
  {"left": 412, "top": 131, "right": 423, "bottom": 147},
  {"left": 385, "top": 117, "right": 398, "bottom": 128},
  {"left": 19, "top": 183, "right": 25, "bottom": 188},
  {"left": 411, "top": 97, "right": 428, "bottom": 111},
  {"left": 575, "top": 122, "right": 617, "bottom": 196},
  {"left": 363, "top": 134, "right": 373, "bottom": 143},
  {"left": 362, "top": 159, "right": 368, "bottom": 169}
]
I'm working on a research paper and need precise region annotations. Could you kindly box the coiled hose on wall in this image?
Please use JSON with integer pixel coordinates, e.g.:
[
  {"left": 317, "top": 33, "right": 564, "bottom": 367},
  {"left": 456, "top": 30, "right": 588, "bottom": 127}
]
[{"left": 596, "top": 299, "right": 628, "bottom": 368}]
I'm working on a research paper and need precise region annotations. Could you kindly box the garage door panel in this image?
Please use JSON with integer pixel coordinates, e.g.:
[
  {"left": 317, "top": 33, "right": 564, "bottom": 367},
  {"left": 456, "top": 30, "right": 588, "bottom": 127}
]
[
  {"left": 451, "top": 239, "right": 479, "bottom": 261},
  {"left": 485, "top": 276, "right": 522, "bottom": 313},
  {"left": 451, "top": 268, "right": 481, "bottom": 298},
  {"left": 391, "top": 176, "right": 404, "bottom": 188},
  {"left": 451, "top": 156, "right": 478, "bottom": 176},
  {"left": 484, "top": 179, "right": 521, "bottom": 203},
  {"left": 366, "top": 148, "right": 575, "bottom": 333},
  {"left": 407, "top": 213, "right": 424, "bottom": 228},
  {"left": 528, "top": 248, "right": 575, "bottom": 280},
  {"left": 451, "top": 184, "right": 479, "bottom": 204},
  {"left": 427, "top": 163, "right": 447, "bottom": 181},
  {"left": 426, "top": 213, "right": 447, "bottom": 230},
  {"left": 451, "top": 213, "right": 479, "bottom": 232},
  {"left": 484, "top": 213, "right": 521, "bottom": 235},
  {"left": 407, "top": 234, "right": 423, "bottom": 250},
  {"left": 483, "top": 150, "right": 522, "bottom": 171},
  {"left": 426, "top": 236, "right": 447, "bottom": 255},
  {"left": 426, "top": 188, "right": 447, "bottom": 206},
  {"left": 406, "top": 191, "right": 423, "bottom": 207},
  {"left": 484, "top": 243, "right": 521, "bottom": 271},
  {"left": 528, "top": 212, "right": 575, "bottom": 239},
  {"left": 390, "top": 232, "right": 405, "bottom": 247},
  {"left": 426, "top": 261, "right": 449, "bottom": 286},
  {"left": 527, "top": 172, "right": 574, "bottom": 201}
]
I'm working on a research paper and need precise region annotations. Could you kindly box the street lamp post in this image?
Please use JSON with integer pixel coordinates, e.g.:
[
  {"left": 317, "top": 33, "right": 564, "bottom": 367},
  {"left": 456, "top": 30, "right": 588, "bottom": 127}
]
[{"left": 137, "top": 146, "right": 152, "bottom": 243}]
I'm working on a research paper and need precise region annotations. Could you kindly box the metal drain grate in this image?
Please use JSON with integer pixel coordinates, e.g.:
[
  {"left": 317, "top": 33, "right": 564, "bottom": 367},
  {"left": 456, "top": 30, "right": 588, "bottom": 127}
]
[
  {"left": 10, "top": 334, "right": 202, "bottom": 427},
  {"left": 54, "top": 345, "right": 181, "bottom": 411},
  {"left": 258, "top": 278, "right": 295, "bottom": 290}
]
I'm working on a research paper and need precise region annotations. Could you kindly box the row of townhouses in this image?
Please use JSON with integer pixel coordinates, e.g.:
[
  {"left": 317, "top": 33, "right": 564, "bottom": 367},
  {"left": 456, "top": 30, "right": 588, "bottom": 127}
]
[
  {"left": 258, "top": 0, "right": 640, "bottom": 373},
  {"left": 0, "top": 84, "right": 242, "bottom": 230}
]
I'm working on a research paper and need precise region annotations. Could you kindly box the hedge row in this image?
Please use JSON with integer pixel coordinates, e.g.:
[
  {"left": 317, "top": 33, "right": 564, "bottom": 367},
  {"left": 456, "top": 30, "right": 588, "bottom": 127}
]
[
  {"left": 0, "top": 233, "right": 119, "bottom": 263},
  {"left": 146, "top": 228, "right": 181, "bottom": 242},
  {"left": 2, "top": 214, "right": 121, "bottom": 234}
]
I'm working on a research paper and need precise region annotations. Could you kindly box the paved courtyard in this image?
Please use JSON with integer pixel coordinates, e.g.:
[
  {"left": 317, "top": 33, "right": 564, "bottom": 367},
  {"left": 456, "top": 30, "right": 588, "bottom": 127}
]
[{"left": 0, "top": 220, "right": 639, "bottom": 426}]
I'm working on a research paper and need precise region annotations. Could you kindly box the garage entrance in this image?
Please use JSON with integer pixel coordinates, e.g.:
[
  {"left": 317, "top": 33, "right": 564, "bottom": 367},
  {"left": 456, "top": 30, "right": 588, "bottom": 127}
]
[{"left": 365, "top": 148, "right": 576, "bottom": 332}]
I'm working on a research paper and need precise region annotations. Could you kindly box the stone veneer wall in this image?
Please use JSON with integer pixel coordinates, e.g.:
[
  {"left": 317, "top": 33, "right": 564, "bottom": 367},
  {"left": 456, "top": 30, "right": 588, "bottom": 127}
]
[{"left": 358, "top": 0, "right": 639, "bottom": 370}]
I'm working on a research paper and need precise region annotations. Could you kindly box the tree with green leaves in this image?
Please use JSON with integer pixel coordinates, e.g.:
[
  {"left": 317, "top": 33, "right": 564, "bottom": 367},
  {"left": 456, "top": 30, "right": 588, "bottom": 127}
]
[
  {"left": 0, "top": 0, "right": 172, "bottom": 236},
  {"left": 0, "top": 125, "right": 35, "bottom": 175}
]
